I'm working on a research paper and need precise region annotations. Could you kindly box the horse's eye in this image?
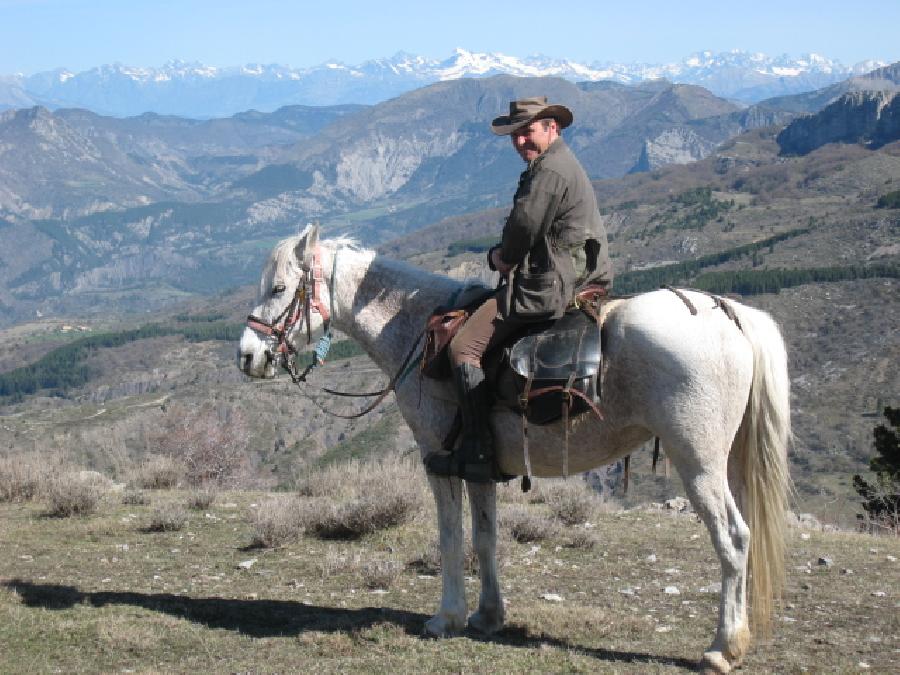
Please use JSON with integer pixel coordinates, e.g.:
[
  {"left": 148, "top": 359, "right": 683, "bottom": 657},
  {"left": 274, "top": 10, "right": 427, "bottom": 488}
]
[{"left": 271, "top": 283, "right": 287, "bottom": 295}]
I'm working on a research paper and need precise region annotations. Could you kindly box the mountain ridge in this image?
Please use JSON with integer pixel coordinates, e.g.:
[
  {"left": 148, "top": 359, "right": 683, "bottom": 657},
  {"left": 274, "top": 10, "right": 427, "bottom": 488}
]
[{"left": 2, "top": 49, "right": 888, "bottom": 117}]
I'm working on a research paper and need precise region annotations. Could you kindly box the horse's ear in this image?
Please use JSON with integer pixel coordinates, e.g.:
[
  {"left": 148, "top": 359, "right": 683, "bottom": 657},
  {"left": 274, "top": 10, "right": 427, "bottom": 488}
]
[{"left": 295, "top": 222, "right": 320, "bottom": 267}]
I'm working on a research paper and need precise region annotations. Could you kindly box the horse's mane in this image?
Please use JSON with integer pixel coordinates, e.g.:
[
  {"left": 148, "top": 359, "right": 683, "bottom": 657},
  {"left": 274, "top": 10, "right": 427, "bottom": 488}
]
[{"left": 264, "top": 232, "right": 488, "bottom": 309}]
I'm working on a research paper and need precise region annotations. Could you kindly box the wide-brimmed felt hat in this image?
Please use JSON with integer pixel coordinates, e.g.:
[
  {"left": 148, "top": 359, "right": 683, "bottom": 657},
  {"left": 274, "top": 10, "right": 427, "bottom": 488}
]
[{"left": 490, "top": 96, "right": 574, "bottom": 135}]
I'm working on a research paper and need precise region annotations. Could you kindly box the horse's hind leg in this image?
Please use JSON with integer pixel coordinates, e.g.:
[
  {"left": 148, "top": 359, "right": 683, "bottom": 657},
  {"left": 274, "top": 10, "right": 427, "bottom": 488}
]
[
  {"left": 466, "top": 482, "right": 504, "bottom": 634},
  {"left": 424, "top": 474, "right": 468, "bottom": 636},
  {"left": 676, "top": 457, "right": 751, "bottom": 674}
]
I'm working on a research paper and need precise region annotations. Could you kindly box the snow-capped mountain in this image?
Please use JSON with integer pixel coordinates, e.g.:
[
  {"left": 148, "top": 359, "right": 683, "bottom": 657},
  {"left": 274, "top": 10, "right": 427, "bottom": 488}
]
[{"left": 2, "top": 49, "right": 888, "bottom": 118}]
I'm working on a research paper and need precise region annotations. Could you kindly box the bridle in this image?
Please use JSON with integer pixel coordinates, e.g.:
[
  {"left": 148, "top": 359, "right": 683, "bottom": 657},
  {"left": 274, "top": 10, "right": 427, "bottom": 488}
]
[
  {"left": 245, "top": 242, "right": 425, "bottom": 419},
  {"left": 245, "top": 245, "right": 334, "bottom": 383}
]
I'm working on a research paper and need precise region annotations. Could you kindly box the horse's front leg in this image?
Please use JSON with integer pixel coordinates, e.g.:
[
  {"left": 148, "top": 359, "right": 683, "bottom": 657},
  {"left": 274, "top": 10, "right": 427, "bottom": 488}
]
[
  {"left": 424, "top": 473, "right": 467, "bottom": 636},
  {"left": 467, "top": 481, "right": 504, "bottom": 634}
]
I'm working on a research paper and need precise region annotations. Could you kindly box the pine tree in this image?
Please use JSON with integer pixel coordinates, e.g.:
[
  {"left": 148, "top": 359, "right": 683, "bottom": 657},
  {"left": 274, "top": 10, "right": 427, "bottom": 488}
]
[{"left": 853, "top": 407, "right": 900, "bottom": 532}]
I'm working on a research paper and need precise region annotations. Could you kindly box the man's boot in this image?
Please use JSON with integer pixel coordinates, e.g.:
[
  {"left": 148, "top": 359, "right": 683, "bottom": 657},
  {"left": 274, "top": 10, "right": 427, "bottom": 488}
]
[{"left": 425, "top": 362, "right": 495, "bottom": 483}]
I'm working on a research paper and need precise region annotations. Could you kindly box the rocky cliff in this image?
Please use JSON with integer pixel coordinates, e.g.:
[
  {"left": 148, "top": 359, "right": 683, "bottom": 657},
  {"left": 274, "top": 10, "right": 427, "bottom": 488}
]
[{"left": 777, "top": 90, "right": 900, "bottom": 155}]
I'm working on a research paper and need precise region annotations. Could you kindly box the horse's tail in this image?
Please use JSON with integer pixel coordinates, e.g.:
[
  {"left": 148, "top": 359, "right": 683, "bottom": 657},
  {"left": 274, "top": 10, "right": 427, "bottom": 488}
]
[{"left": 729, "top": 302, "right": 792, "bottom": 636}]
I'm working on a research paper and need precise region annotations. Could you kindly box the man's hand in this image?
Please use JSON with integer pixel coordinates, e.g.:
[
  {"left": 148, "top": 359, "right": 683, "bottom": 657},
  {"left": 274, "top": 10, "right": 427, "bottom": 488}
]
[{"left": 490, "top": 247, "right": 513, "bottom": 275}]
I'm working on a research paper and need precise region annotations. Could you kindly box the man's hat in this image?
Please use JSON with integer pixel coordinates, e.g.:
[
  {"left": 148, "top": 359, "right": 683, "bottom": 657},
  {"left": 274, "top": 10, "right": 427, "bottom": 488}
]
[{"left": 490, "top": 96, "right": 574, "bottom": 135}]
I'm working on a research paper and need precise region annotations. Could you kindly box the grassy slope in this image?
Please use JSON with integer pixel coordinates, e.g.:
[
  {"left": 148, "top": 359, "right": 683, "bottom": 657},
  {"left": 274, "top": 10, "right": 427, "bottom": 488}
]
[{"left": 0, "top": 491, "right": 897, "bottom": 673}]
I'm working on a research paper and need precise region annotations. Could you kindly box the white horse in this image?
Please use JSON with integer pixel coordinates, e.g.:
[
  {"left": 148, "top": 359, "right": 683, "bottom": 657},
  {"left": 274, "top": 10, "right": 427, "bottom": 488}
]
[{"left": 238, "top": 224, "right": 791, "bottom": 674}]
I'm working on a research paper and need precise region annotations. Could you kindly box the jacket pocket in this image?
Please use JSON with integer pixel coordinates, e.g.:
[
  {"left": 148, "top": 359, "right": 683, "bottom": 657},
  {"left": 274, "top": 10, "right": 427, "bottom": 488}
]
[{"left": 512, "top": 270, "right": 563, "bottom": 320}]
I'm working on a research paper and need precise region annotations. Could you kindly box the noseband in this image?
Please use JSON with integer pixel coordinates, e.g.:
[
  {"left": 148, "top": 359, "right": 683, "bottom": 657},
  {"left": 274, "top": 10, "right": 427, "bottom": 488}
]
[{"left": 246, "top": 245, "right": 333, "bottom": 382}]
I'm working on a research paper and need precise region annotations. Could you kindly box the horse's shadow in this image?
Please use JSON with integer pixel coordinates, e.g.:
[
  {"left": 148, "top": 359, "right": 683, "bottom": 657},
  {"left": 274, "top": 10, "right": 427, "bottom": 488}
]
[{"left": 2, "top": 579, "right": 697, "bottom": 670}]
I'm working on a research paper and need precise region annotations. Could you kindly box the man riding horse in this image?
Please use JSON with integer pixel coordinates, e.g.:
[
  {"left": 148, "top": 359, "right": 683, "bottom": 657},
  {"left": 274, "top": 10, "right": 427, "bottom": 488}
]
[{"left": 425, "top": 96, "right": 612, "bottom": 483}]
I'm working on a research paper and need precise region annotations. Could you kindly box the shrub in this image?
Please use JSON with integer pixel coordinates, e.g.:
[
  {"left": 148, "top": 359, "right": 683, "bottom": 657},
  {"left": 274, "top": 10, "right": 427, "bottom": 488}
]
[
  {"left": 854, "top": 406, "right": 900, "bottom": 534},
  {"left": 249, "top": 496, "right": 304, "bottom": 548},
  {"left": 566, "top": 528, "right": 600, "bottom": 550},
  {"left": 361, "top": 558, "right": 403, "bottom": 590},
  {"left": 500, "top": 506, "right": 556, "bottom": 543},
  {"left": 151, "top": 405, "right": 251, "bottom": 488},
  {"left": 540, "top": 479, "right": 600, "bottom": 526},
  {"left": 295, "top": 452, "right": 425, "bottom": 540},
  {"left": 300, "top": 492, "right": 418, "bottom": 540},
  {"left": 45, "top": 473, "right": 105, "bottom": 517},
  {"left": 134, "top": 454, "right": 182, "bottom": 490},
  {"left": 296, "top": 452, "right": 426, "bottom": 502},
  {"left": 0, "top": 455, "right": 46, "bottom": 502},
  {"left": 186, "top": 487, "right": 217, "bottom": 511},
  {"left": 146, "top": 504, "right": 187, "bottom": 532},
  {"left": 122, "top": 489, "right": 151, "bottom": 506},
  {"left": 875, "top": 189, "right": 900, "bottom": 209}
]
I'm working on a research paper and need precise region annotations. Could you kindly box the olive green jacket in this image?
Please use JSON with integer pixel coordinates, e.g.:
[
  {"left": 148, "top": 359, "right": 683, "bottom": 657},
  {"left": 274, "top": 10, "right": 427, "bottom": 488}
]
[{"left": 497, "top": 138, "right": 611, "bottom": 320}]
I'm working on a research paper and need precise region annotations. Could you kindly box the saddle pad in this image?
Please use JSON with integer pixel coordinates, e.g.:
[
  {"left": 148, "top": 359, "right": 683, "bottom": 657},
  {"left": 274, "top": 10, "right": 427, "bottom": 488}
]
[{"left": 508, "top": 311, "right": 601, "bottom": 380}]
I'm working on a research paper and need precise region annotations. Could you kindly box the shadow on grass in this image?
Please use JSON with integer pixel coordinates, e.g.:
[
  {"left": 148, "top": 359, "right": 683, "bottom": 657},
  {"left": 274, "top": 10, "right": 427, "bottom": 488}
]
[{"left": 3, "top": 579, "right": 698, "bottom": 670}]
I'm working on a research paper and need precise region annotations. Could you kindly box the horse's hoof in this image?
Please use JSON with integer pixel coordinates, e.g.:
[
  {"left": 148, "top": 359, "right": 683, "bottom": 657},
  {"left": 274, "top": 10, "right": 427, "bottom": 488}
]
[
  {"left": 468, "top": 608, "right": 504, "bottom": 635},
  {"left": 424, "top": 614, "right": 465, "bottom": 638},
  {"left": 699, "top": 651, "right": 732, "bottom": 674}
]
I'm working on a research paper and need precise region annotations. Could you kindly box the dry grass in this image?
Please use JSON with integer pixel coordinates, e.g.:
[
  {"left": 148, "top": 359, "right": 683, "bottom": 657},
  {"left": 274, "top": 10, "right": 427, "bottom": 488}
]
[
  {"left": 0, "top": 483, "right": 898, "bottom": 673},
  {"left": 407, "top": 540, "right": 481, "bottom": 576},
  {"left": 0, "top": 455, "right": 46, "bottom": 503},
  {"left": 299, "top": 493, "right": 419, "bottom": 540},
  {"left": 361, "top": 558, "right": 403, "bottom": 590},
  {"left": 539, "top": 478, "right": 606, "bottom": 526},
  {"left": 186, "top": 486, "right": 217, "bottom": 510},
  {"left": 295, "top": 452, "right": 426, "bottom": 540},
  {"left": 145, "top": 503, "right": 187, "bottom": 532},
  {"left": 133, "top": 454, "right": 182, "bottom": 490},
  {"left": 43, "top": 472, "right": 106, "bottom": 517},
  {"left": 249, "top": 495, "right": 304, "bottom": 548},
  {"left": 121, "top": 489, "right": 150, "bottom": 506},
  {"left": 499, "top": 506, "right": 557, "bottom": 543},
  {"left": 566, "top": 527, "right": 600, "bottom": 550},
  {"left": 296, "top": 451, "right": 428, "bottom": 502}
]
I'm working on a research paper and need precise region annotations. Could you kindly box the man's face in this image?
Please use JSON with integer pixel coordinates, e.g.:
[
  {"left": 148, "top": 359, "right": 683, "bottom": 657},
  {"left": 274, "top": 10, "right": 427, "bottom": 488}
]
[{"left": 510, "top": 119, "right": 557, "bottom": 162}]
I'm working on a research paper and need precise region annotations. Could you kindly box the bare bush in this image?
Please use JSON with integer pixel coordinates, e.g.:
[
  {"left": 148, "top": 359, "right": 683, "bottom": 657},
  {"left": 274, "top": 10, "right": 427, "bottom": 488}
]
[
  {"left": 186, "top": 487, "right": 217, "bottom": 511},
  {"left": 295, "top": 452, "right": 425, "bottom": 540},
  {"left": 0, "top": 455, "right": 46, "bottom": 503},
  {"left": 146, "top": 504, "right": 187, "bottom": 532},
  {"left": 249, "top": 496, "right": 304, "bottom": 548},
  {"left": 566, "top": 528, "right": 600, "bottom": 550},
  {"left": 122, "top": 489, "right": 150, "bottom": 506},
  {"left": 133, "top": 454, "right": 182, "bottom": 490},
  {"left": 151, "top": 404, "right": 252, "bottom": 488},
  {"left": 300, "top": 492, "right": 418, "bottom": 540},
  {"left": 361, "top": 558, "right": 403, "bottom": 590},
  {"left": 500, "top": 506, "right": 556, "bottom": 543},
  {"left": 44, "top": 473, "right": 106, "bottom": 517},
  {"left": 541, "top": 479, "right": 601, "bottom": 526},
  {"left": 297, "top": 451, "right": 427, "bottom": 501}
]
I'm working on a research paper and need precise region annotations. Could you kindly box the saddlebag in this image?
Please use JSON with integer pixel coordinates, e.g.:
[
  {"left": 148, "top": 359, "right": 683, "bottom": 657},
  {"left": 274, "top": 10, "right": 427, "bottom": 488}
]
[{"left": 508, "top": 309, "right": 602, "bottom": 426}]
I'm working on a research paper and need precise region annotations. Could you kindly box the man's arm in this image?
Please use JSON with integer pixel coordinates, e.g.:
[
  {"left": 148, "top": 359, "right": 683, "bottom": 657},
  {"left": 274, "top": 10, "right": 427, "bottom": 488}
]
[{"left": 498, "top": 169, "right": 565, "bottom": 267}]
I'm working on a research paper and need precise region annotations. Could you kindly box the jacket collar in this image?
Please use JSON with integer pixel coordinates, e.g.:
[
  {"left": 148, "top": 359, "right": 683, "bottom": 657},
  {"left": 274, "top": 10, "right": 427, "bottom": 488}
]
[{"left": 529, "top": 136, "right": 567, "bottom": 170}]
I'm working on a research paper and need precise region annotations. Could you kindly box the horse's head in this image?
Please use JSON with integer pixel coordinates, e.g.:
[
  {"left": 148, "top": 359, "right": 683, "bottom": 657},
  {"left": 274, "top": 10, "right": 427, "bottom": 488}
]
[{"left": 237, "top": 223, "right": 330, "bottom": 379}]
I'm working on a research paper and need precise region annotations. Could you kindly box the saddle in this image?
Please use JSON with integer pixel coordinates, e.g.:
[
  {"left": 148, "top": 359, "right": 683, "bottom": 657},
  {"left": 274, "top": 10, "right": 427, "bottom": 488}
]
[{"left": 422, "top": 285, "right": 608, "bottom": 427}]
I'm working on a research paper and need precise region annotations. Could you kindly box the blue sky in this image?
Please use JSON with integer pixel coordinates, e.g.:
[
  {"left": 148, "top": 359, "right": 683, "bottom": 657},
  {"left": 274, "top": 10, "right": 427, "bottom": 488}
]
[{"left": 1, "top": 0, "right": 898, "bottom": 75}]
